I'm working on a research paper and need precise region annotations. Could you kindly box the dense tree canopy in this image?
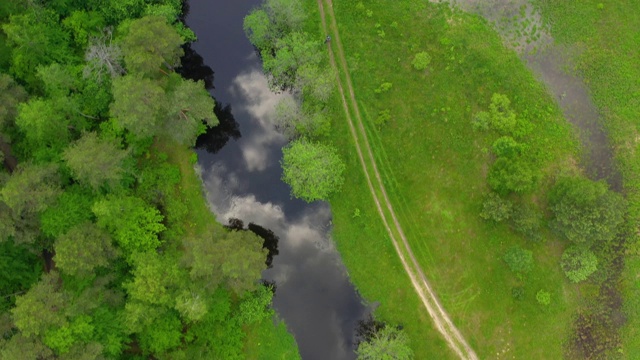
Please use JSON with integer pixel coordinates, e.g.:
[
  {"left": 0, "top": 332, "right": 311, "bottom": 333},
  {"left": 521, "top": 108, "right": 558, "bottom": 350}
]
[
  {"left": 281, "top": 139, "right": 345, "bottom": 202},
  {"left": 549, "top": 177, "right": 625, "bottom": 244},
  {"left": 0, "top": 1, "right": 289, "bottom": 358},
  {"left": 63, "top": 132, "right": 129, "bottom": 190}
]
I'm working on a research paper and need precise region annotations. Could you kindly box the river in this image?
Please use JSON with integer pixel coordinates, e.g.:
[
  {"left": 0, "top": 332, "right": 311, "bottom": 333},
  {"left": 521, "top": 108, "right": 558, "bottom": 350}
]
[{"left": 182, "top": 1, "right": 367, "bottom": 359}]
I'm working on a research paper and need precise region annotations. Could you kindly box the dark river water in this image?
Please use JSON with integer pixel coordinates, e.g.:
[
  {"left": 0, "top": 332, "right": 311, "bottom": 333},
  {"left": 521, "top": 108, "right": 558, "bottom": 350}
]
[{"left": 182, "top": 1, "right": 367, "bottom": 359}]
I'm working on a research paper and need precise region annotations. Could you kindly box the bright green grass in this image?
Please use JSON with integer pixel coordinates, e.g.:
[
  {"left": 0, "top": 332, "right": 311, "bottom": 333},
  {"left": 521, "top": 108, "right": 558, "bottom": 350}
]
[
  {"left": 244, "top": 318, "right": 301, "bottom": 360},
  {"left": 532, "top": 1, "right": 640, "bottom": 356},
  {"left": 155, "top": 140, "right": 300, "bottom": 358},
  {"left": 317, "top": 0, "right": 589, "bottom": 358}
]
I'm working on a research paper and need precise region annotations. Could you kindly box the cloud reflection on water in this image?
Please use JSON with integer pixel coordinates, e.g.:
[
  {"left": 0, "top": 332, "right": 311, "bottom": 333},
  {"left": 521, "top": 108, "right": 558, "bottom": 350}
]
[{"left": 229, "top": 68, "right": 290, "bottom": 172}]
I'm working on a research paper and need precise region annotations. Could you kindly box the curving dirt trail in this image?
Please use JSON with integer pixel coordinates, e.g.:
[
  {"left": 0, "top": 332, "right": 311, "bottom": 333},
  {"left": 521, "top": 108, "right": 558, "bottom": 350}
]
[{"left": 316, "top": 0, "right": 478, "bottom": 359}]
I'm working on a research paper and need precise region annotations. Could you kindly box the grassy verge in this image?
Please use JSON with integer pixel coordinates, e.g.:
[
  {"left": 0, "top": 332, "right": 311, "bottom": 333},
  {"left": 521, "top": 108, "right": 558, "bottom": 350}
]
[
  {"left": 317, "top": 0, "right": 590, "bottom": 358},
  {"left": 154, "top": 141, "right": 301, "bottom": 358},
  {"left": 532, "top": 1, "right": 640, "bottom": 357}
]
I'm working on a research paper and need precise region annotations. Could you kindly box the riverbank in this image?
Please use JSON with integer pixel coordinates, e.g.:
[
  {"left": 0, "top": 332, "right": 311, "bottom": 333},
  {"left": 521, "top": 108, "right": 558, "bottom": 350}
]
[
  {"left": 317, "top": 1, "right": 588, "bottom": 358},
  {"left": 155, "top": 140, "right": 301, "bottom": 358}
]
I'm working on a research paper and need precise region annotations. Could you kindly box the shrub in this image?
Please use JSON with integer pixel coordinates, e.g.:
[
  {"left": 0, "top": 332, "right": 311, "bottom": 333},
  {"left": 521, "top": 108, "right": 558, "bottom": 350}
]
[
  {"left": 561, "top": 246, "right": 598, "bottom": 283},
  {"left": 511, "top": 287, "right": 525, "bottom": 301},
  {"left": 472, "top": 111, "right": 490, "bottom": 131},
  {"left": 411, "top": 51, "right": 431, "bottom": 71},
  {"left": 480, "top": 192, "right": 513, "bottom": 222},
  {"left": 503, "top": 245, "right": 533, "bottom": 274},
  {"left": 511, "top": 204, "right": 542, "bottom": 241},
  {"left": 492, "top": 136, "right": 522, "bottom": 158},
  {"left": 536, "top": 289, "right": 551, "bottom": 306}
]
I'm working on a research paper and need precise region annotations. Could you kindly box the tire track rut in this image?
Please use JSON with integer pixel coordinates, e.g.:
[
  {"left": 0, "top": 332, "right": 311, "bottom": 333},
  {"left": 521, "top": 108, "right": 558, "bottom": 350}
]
[{"left": 316, "top": 1, "right": 478, "bottom": 358}]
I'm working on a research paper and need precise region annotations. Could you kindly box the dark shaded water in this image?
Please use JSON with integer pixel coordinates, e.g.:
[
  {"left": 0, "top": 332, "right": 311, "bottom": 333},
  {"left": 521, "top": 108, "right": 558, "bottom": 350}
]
[
  {"left": 525, "top": 48, "right": 622, "bottom": 190},
  {"left": 183, "top": 1, "right": 367, "bottom": 359}
]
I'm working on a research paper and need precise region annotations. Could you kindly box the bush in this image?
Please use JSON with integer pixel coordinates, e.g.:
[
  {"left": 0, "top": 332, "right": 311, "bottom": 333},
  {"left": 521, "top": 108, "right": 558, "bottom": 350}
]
[
  {"left": 492, "top": 136, "right": 523, "bottom": 158},
  {"left": 503, "top": 245, "right": 533, "bottom": 274},
  {"left": 411, "top": 51, "right": 431, "bottom": 71},
  {"left": 511, "top": 204, "right": 542, "bottom": 241},
  {"left": 511, "top": 287, "right": 525, "bottom": 301},
  {"left": 472, "top": 111, "right": 490, "bottom": 131},
  {"left": 536, "top": 289, "right": 551, "bottom": 306},
  {"left": 479, "top": 192, "right": 513, "bottom": 222},
  {"left": 561, "top": 246, "right": 598, "bottom": 283}
]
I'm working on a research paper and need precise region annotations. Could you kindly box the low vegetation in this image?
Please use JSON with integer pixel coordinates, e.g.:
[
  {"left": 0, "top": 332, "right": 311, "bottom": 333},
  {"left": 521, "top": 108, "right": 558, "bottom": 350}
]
[{"left": 534, "top": 1, "right": 640, "bottom": 357}]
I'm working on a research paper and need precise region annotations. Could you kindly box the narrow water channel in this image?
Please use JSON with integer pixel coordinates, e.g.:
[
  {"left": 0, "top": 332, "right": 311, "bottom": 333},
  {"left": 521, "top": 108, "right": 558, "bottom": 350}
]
[{"left": 182, "top": 1, "right": 367, "bottom": 359}]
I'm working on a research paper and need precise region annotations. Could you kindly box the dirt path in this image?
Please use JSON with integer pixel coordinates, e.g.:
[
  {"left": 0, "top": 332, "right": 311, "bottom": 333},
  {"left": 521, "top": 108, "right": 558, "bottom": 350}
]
[{"left": 316, "top": 1, "right": 478, "bottom": 359}]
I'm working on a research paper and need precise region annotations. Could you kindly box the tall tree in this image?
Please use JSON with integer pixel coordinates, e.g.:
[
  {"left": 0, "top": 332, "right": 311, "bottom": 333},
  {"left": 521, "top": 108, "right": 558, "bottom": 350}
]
[
  {"left": 162, "top": 76, "right": 218, "bottom": 145},
  {"left": 11, "top": 273, "right": 67, "bottom": 338},
  {"left": 63, "top": 132, "right": 128, "bottom": 190},
  {"left": 2, "top": 8, "right": 73, "bottom": 89},
  {"left": 281, "top": 139, "right": 345, "bottom": 202},
  {"left": 110, "top": 74, "right": 164, "bottom": 139},
  {"left": 92, "top": 195, "right": 165, "bottom": 255},
  {"left": 549, "top": 177, "right": 626, "bottom": 244},
  {"left": 356, "top": 325, "right": 413, "bottom": 360},
  {"left": 0, "top": 73, "right": 27, "bottom": 133},
  {"left": 120, "top": 15, "right": 183, "bottom": 77},
  {"left": 54, "top": 222, "right": 118, "bottom": 277},
  {"left": 1, "top": 162, "right": 60, "bottom": 218}
]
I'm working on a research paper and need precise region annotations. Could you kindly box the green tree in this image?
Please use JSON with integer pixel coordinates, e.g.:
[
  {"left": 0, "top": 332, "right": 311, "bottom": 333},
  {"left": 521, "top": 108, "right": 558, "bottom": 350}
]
[
  {"left": 243, "top": 8, "right": 272, "bottom": 51},
  {"left": 281, "top": 139, "right": 345, "bottom": 202},
  {"left": 110, "top": 74, "right": 165, "bottom": 139},
  {"left": 2, "top": 9, "right": 73, "bottom": 89},
  {"left": 63, "top": 132, "right": 129, "bottom": 190},
  {"left": 163, "top": 76, "right": 218, "bottom": 145},
  {"left": 561, "top": 246, "right": 598, "bottom": 283},
  {"left": 92, "top": 195, "right": 165, "bottom": 255},
  {"left": 0, "top": 73, "right": 27, "bottom": 133},
  {"left": 487, "top": 93, "right": 517, "bottom": 134},
  {"left": 487, "top": 157, "right": 537, "bottom": 195},
  {"left": 492, "top": 136, "right": 523, "bottom": 158},
  {"left": 15, "top": 98, "right": 75, "bottom": 156},
  {"left": 54, "top": 222, "right": 118, "bottom": 277},
  {"left": 295, "top": 63, "right": 334, "bottom": 103},
  {"left": 262, "top": 31, "right": 322, "bottom": 90},
  {"left": 503, "top": 245, "right": 533, "bottom": 274},
  {"left": 356, "top": 326, "right": 413, "bottom": 360},
  {"left": 479, "top": 192, "right": 513, "bottom": 222},
  {"left": 137, "top": 309, "right": 182, "bottom": 354},
  {"left": 124, "top": 251, "right": 184, "bottom": 306},
  {"left": 40, "top": 186, "right": 94, "bottom": 239},
  {"left": 549, "top": 177, "right": 625, "bottom": 244},
  {"left": 219, "top": 230, "right": 268, "bottom": 295},
  {"left": 11, "top": 273, "right": 67, "bottom": 337},
  {"left": 62, "top": 10, "right": 105, "bottom": 47},
  {"left": 0, "top": 333, "right": 54, "bottom": 360},
  {"left": 1, "top": 162, "right": 60, "bottom": 217},
  {"left": 120, "top": 15, "right": 183, "bottom": 77},
  {"left": 511, "top": 204, "right": 542, "bottom": 242}
]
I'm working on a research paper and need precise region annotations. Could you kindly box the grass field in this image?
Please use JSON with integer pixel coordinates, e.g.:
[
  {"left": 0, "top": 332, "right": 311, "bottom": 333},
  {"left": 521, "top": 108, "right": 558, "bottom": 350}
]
[
  {"left": 307, "top": 0, "right": 599, "bottom": 358},
  {"left": 531, "top": 1, "right": 640, "bottom": 357}
]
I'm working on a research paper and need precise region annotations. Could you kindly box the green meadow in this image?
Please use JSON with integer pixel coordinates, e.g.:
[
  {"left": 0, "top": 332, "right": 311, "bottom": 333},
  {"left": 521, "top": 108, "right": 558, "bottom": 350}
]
[{"left": 308, "top": 0, "right": 601, "bottom": 358}]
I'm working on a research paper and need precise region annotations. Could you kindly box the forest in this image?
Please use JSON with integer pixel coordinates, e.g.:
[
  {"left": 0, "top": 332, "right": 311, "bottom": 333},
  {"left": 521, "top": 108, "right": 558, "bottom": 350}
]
[{"left": 0, "top": 0, "right": 302, "bottom": 359}]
